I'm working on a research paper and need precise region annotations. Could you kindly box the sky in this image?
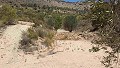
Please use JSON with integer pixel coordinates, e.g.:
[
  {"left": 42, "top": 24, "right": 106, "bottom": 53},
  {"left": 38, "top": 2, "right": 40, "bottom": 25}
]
[
  {"left": 64, "top": 0, "right": 109, "bottom": 2},
  {"left": 64, "top": 0, "right": 82, "bottom": 2}
]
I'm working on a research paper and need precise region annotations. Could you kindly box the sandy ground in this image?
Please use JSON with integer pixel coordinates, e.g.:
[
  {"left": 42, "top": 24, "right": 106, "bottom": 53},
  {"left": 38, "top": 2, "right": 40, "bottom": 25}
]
[
  {"left": 0, "top": 24, "right": 106, "bottom": 68},
  {"left": 0, "top": 24, "right": 30, "bottom": 67}
]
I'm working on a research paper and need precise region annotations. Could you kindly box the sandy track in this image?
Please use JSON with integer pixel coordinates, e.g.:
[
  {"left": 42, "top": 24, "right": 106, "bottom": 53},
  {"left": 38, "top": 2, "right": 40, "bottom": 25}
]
[
  {"left": 6, "top": 40, "right": 105, "bottom": 68},
  {"left": 0, "top": 24, "right": 106, "bottom": 68},
  {"left": 0, "top": 24, "right": 30, "bottom": 68}
]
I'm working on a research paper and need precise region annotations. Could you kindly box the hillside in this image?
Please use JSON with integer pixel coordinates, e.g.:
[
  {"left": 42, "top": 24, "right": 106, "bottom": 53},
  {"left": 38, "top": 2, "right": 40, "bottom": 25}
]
[{"left": 0, "top": 0, "right": 91, "bottom": 10}]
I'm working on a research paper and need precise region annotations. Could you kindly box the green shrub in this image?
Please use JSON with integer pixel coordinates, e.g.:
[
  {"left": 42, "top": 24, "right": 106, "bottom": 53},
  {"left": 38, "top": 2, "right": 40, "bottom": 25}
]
[
  {"left": 0, "top": 21, "right": 5, "bottom": 27},
  {"left": 0, "top": 4, "right": 17, "bottom": 25},
  {"left": 28, "top": 28, "right": 38, "bottom": 40},
  {"left": 52, "top": 14, "right": 62, "bottom": 30},
  {"left": 36, "top": 12, "right": 46, "bottom": 21},
  {"left": 91, "top": 2, "right": 112, "bottom": 29},
  {"left": 91, "top": 1, "right": 120, "bottom": 67},
  {"left": 44, "top": 15, "right": 55, "bottom": 29},
  {"left": 63, "top": 15, "right": 77, "bottom": 32}
]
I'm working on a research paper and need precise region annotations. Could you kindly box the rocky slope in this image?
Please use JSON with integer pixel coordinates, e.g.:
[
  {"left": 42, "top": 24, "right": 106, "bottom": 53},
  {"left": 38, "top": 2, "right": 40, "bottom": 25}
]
[{"left": 0, "top": 0, "right": 91, "bottom": 10}]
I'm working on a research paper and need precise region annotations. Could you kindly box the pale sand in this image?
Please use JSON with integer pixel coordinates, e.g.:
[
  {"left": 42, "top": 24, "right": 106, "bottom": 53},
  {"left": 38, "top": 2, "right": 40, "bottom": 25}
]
[{"left": 0, "top": 24, "right": 106, "bottom": 68}]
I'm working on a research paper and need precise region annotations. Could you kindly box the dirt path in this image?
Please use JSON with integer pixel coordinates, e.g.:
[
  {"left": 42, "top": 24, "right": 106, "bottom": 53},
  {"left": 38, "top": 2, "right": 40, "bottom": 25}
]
[
  {"left": 4, "top": 40, "right": 105, "bottom": 68},
  {"left": 0, "top": 25, "right": 106, "bottom": 68},
  {"left": 0, "top": 24, "right": 30, "bottom": 67}
]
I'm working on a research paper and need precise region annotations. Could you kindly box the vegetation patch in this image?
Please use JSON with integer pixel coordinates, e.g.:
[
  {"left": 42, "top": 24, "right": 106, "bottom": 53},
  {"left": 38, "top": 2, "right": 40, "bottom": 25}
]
[
  {"left": 19, "top": 26, "right": 55, "bottom": 54},
  {"left": 63, "top": 15, "right": 78, "bottom": 32}
]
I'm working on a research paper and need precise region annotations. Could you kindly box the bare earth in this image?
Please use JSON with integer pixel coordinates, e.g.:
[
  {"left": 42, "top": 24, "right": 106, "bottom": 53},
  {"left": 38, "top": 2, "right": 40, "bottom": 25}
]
[{"left": 0, "top": 24, "right": 106, "bottom": 68}]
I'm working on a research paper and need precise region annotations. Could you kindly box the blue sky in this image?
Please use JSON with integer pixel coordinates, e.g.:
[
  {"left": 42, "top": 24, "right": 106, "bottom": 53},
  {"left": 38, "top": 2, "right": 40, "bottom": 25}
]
[
  {"left": 64, "top": 0, "right": 81, "bottom": 2},
  {"left": 64, "top": 0, "right": 109, "bottom": 2}
]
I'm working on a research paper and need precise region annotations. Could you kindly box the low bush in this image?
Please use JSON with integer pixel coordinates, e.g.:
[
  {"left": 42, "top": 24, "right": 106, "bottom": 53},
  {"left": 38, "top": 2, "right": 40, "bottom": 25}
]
[
  {"left": 35, "top": 26, "right": 47, "bottom": 38},
  {"left": 19, "top": 32, "right": 31, "bottom": 49},
  {"left": 19, "top": 31, "right": 38, "bottom": 53},
  {"left": 44, "top": 38, "right": 54, "bottom": 49},
  {"left": 52, "top": 14, "right": 62, "bottom": 30},
  {"left": 0, "top": 4, "right": 17, "bottom": 25},
  {"left": 35, "top": 27, "right": 55, "bottom": 49},
  {"left": 63, "top": 15, "right": 77, "bottom": 32},
  {"left": 89, "top": 46, "right": 100, "bottom": 52},
  {"left": 44, "top": 15, "right": 55, "bottom": 29},
  {"left": 46, "top": 30, "right": 54, "bottom": 39},
  {"left": 27, "top": 28, "right": 38, "bottom": 40}
]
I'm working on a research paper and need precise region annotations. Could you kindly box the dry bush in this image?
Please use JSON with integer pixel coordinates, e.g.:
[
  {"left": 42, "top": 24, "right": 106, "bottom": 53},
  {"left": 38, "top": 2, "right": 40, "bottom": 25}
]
[
  {"left": 19, "top": 31, "right": 38, "bottom": 54},
  {"left": 43, "top": 38, "right": 54, "bottom": 49},
  {"left": 35, "top": 26, "right": 47, "bottom": 38},
  {"left": 27, "top": 28, "right": 38, "bottom": 40},
  {"left": 46, "top": 30, "right": 54, "bottom": 39},
  {"left": 43, "top": 30, "right": 55, "bottom": 49},
  {"left": 20, "top": 32, "right": 31, "bottom": 46},
  {"left": 34, "top": 26, "right": 55, "bottom": 49},
  {"left": 19, "top": 27, "right": 55, "bottom": 54},
  {"left": 89, "top": 46, "right": 100, "bottom": 52}
]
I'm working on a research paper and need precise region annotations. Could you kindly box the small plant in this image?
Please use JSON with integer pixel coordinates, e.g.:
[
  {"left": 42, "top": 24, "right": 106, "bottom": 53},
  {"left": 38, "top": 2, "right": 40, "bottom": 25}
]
[
  {"left": 34, "top": 26, "right": 55, "bottom": 49},
  {"left": 52, "top": 14, "right": 62, "bottom": 30},
  {"left": 44, "top": 38, "right": 54, "bottom": 49},
  {"left": 101, "top": 52, "right": 117, "bottom": 68},
  {"left": 44, "top": 30, "right": 55, "bottom": 49},
  {"left": 20, "top": 32, "right": 31, "bottom": 45},
  {"left": 28, "top": 28, "right": 38, "bottom": 40},
  {"left": 89, "top": 46, "right": 100, "bottom": 52},
  {"left": 35, "top": 26, "right": 47, "bottom": 38},
  {"left": 19, "top": 31, "right": 38, "bottom": 54},
  {"left": 46, "top": 31, "right": 54, "bottom": 39},
  {"left": 19, "top": 32, "right": 31, "bottom": 51}
]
